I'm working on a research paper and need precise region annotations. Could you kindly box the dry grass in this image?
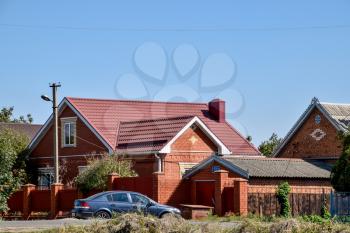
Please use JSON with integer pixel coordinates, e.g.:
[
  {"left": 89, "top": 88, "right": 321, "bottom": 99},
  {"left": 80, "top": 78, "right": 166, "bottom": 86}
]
[{"left": 32, "top": 213, "right": 350, "bottom": 233}]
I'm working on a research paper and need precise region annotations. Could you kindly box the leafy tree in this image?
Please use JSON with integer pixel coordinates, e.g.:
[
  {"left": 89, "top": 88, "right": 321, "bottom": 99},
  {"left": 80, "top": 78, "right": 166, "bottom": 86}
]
[
  {"left": 276, "top": 181, "right": 291, "bottom": 217},
  {"left": 0, "top": 107, "right": 33, "bottom": 123},
  {"left": 258, "top": 133, "right": 282, "bottom": 157},
  {"left": 0, "top": 129, "right": 29, "bottom": 212},
  {"left": 331, "top": 131, "right": 350, "bottom": 192},
  {"left": 75, "top": 154, "right": 137, "bottom": 194}
]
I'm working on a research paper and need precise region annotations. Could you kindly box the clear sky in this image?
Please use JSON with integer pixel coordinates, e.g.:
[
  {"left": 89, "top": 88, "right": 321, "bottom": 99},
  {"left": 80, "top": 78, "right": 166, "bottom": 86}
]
[{"left": 0, "top": 0, "right": 349, "bottom": 146}]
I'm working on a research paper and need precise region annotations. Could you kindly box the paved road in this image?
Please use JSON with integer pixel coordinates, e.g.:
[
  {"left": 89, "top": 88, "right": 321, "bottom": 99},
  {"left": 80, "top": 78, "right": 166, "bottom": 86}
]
[
  {"left": 0, "top": 218, "right": 239, "bottom": 232},
  {"left": 0, "top": 218, "right": 105, "bottom": 232}
]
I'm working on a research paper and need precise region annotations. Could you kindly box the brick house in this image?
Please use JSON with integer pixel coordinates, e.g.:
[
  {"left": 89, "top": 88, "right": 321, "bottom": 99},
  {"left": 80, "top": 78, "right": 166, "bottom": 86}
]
[
  {"left": 27, "top": 97, "right": 260, "bottom": 205},
  {"left": 274, "top": 97, "right": 350, "bottom": 162},
  {"left": 182, "top": 155, "right": 332, "bottom": 215}
]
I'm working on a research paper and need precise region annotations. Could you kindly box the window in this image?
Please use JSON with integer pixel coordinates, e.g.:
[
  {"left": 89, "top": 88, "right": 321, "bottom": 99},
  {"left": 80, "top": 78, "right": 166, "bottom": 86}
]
[
  {"left": 78, "top": 166, "right": 89, "bottom": 174},
  {"left": 61, "top": 117, "right": 77, "bottom": 147},
  {"left": 112, "top": 193, "right": 129, "bottom": 203},
  {"left": 130, "top": 194, "right": 149, "bottom": 205},
  {"left": 179, "top": 162, "right": 198, "bottom": 178},
  {"left": 37, "top": 167, "right": 54, "bottom": 188}
]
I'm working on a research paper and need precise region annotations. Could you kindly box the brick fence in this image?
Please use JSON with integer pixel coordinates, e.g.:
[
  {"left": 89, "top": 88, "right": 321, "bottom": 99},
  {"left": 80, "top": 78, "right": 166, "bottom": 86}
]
[{"left": 2, "top": 173, "right": 155, "bottom": 220}]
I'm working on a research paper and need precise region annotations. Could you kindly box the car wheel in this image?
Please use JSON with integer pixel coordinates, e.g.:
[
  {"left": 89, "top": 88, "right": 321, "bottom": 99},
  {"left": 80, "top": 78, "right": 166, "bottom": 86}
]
[{"left": 95, "top": 210, "right": 111, "bottom": 219}]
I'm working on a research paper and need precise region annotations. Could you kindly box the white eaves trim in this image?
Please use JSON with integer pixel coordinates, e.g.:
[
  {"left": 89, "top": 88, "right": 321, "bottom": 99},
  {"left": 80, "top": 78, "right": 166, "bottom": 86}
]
[
  {"left": 28, "top": 98, "right": 114, "bottom": 154},
  {"left": 159, "top": 116, "right": 231, "bottom": 155}
]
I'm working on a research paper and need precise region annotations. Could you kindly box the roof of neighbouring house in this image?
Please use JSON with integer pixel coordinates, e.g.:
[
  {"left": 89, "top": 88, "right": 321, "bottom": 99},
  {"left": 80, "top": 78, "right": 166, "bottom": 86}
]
[
  {"left": 183, "top": 155, "right": 332, "bottom": 179},
  {"left": 274, "top": 97, "right": 350, "bottom": 157},
  {"left": 29, "top": 97, "right": 260, "bottom": 155},
  {"left": 0, "top": 122, "right": 42, "bottom": 141}
]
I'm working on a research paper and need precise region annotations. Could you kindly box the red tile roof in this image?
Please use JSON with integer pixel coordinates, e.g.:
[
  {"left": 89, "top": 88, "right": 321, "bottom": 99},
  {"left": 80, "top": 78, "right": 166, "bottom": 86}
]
[
  {"left": 66, "top": 97, "right": 260, "bottom": 155},
  {"left": 116, "top": 116, "right": 194, "bottom": 153}
]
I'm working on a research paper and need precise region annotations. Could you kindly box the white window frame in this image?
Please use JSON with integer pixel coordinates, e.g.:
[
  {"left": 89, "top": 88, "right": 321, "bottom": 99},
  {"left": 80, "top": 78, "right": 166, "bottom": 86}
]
[
  {"left": 179, "top": 162, "right": 198, "bottom": 178},
  {"left": 61, "top": 117, "right": 77, "bottom": 147},
  {"left": 78, "top": 165, "right": 89, "bottom": 174},
  {"left": 37, "top": 167, "right": 54, "bottom": 188}
]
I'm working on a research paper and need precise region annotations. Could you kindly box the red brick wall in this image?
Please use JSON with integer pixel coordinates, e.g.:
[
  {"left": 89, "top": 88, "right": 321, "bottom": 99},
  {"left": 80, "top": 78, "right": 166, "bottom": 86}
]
[
  {"left": 157, "top": 127, "right": 218, "bottom": 205},
  {"left": 29, "top": 106, "right": 109, "bottom": 182},
  {"left": 31, "top": 106, "right": 108, "bottom": 158},
  {"left": 278, "top": 108, "right": 343, "bottom": 159}
]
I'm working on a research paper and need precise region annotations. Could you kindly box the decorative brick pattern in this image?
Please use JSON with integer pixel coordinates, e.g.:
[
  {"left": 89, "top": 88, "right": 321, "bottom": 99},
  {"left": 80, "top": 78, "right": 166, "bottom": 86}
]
[{"left": 278, "top": 108, "right": 343, "bottom": 159}]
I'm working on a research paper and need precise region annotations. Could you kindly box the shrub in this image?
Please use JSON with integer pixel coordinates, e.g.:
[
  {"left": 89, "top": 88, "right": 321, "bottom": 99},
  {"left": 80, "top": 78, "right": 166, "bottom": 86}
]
[
  {"left": 276, "top": 181, "right": 291, "bottom": 217},
  {"left": 75, "top": 154, "right": 137, "bottom": 194},
  {"left": 331, "top": 131, "right": 350, "bottom": 192},
  {"left": 0, "top": 129, "right": 28, "bottom": 212}
]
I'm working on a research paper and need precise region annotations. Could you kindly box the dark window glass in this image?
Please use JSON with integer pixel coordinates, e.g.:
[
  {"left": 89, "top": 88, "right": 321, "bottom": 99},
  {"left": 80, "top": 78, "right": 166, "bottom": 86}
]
[
  {"left": 112, "top": 193, "right": 129, "bottom": 203},
  {"left": 130, "top": 194, "right": 149, "bottom": 205}
]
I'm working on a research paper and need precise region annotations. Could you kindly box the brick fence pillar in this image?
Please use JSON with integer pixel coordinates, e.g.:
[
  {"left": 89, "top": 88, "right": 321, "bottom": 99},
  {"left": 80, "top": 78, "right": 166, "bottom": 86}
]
[
  {"left": 50, "top": 183, "right": 63, "bottom": 219},
  {"left": 108, "top": 173, "right": 120, "bottom": 191},
  {"left": 153, "top": 172, "right": 165, "bottom": 203},
  {"left": 234, "top": 179, "right": 248, "bottom": 216},
  {"left": 22, "top": 184, "right": 35, "bottom": 220},
  {"left": 214, "top": 170, "right": 228, "bottom": 216}
]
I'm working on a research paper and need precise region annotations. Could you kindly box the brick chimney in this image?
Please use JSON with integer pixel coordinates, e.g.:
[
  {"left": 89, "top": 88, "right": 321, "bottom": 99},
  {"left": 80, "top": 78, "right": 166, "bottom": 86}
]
[{"left": 209, "top": 99, "right": 226, "bottom": 122}]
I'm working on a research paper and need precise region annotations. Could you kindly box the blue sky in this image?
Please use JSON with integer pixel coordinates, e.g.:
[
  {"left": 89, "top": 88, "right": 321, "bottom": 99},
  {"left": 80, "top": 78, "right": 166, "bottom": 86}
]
[{"left": 0, "top": 1, "right": 349, "bottom": 146}]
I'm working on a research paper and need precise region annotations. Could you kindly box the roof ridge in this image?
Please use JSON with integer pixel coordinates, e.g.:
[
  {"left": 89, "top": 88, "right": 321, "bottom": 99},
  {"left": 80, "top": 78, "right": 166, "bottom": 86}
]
[
  {"left": 320, "top": 101, "right": 350, "bottom": 106},
  {"left": 0, "top": 122, "right": 43, "bottom": 126},
  {"left": 120, "top": 115, "right": 194, "bottom": 124},
  {"left": 67, "top": 96, "right": 208, "bottom": 106},
  {"left": 227, "top": 157, "right": 304, "bottom": 161}
]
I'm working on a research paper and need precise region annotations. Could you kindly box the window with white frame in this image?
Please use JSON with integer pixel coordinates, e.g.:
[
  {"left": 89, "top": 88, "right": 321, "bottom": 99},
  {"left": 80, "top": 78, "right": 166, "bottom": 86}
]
[
  {"left": 78, "top": 166, "right": 89, "bottom": 174},
  {"left": 61, "top": 117, "right": 77, "bottom": 147},
  {"left": 179, "top": 162, "right": 198, "bottom": 178},
  {"left": 37, "top": 167, "right": 54, "bottom": 188}
]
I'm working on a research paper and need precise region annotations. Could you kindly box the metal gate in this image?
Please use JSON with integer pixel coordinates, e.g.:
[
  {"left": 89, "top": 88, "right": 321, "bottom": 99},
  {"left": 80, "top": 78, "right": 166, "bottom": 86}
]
[{"left": 330, "top": 191, "right": 350, "bottom": 219}]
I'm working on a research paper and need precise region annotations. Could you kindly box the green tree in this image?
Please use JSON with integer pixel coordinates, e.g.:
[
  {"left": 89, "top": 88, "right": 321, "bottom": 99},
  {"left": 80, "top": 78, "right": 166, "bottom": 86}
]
[
  {"left": 0, "top": 107, "right": 33, "bottom": 123},
  {"left": 0, "top": 129, "right": 29, "bottom": 212},
  {"left": 258, "top": 133, "right": 282, "bottom": 157},
  {"left": 276, "top": 181, "right": 291, "bottom": 217},
  {"left": 331, "top": 131, "right": 350, "bottom": 192},
  {"left": 75, "top": 154, "right": 137, "bottom": 194}
]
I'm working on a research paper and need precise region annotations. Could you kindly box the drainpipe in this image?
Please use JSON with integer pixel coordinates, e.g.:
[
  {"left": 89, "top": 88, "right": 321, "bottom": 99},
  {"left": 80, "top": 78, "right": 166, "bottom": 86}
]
[{"left": 154, "top": 154, "right": 162, "bottom": 173}]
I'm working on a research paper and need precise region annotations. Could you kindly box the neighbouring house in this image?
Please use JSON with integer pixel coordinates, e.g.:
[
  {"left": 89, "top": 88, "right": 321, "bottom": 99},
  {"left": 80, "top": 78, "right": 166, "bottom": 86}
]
[
  {"left": 0, "top": 122, "right": 42, "bottom": 141},
  {"left": 182, "top": 155, "right": 332, "bottom": 215},
  {"left": 274, "top": 97, "right": 350, "bottom": 162},
  {"left": 27, "top": 97, "right": 260, "bottom": 205}
]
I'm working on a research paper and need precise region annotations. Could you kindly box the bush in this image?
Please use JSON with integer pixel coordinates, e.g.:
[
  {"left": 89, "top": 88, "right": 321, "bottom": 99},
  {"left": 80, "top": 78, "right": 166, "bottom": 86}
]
[
  {"left": 75, "top": 154, "right": 137, "bottom": 194},
  {"left": 276, "top": 181, "right": 291, "bottom": 217},
  {"left": 331, "top": 132, "right": 350, "bottom": 192},
  {"left": 0, "top": 129, "right": 28, "bottom": 212}
]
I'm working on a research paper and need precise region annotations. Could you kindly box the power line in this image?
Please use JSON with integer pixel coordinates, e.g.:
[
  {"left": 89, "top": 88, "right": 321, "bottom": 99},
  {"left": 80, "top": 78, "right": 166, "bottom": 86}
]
[{"left": 1, "top": 23, "right": 350, "bottom": 32}]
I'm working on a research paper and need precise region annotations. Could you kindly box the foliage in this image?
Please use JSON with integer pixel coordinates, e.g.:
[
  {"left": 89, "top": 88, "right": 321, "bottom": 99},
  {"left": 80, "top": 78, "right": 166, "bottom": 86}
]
[
  {"left": 321, "top": 204, "right": 331, "bottom": 219},
  {"left": 32, "top": 213, "right": 350, "bottom": 233},
  {"left": 0, "top": 129, "right": 29, "bottom": 212},
  {"left": 331, "top": 131, "right": 350, "bottom": 192},
  {"left": 258, "top": 133, "right": 282, "bottom": 157},
  {"left": 75, "top": 154, "right": 137, "bottom": 194},
  {"left": 0, "top": 106, "right": 33, "bottom": 123},
  {"left": 276, "top": 181, "right": 291, "bottom": 217}
]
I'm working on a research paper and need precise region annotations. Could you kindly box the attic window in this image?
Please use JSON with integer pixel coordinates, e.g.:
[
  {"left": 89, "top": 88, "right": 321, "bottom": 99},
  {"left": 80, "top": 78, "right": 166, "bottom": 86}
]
[{"left": 61, "top": 117, "right": 77, "bottom": 147}]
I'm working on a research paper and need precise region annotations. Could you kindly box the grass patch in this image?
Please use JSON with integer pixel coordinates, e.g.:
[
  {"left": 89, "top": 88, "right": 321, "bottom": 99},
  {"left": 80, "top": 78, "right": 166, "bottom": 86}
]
[{"left": 28, "top": 213, "right": 350, "bottom": 233}]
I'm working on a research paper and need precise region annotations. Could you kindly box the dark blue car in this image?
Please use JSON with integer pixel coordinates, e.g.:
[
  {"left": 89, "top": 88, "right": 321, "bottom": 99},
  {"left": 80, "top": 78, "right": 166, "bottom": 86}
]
[{"left": 71, "top": 191, "right": 181, "bottom": 219}]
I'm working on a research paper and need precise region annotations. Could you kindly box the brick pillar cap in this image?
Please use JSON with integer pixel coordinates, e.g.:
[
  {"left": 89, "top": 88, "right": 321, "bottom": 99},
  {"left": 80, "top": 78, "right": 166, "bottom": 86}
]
[
  {"left": 214, "top": 169, "right": 229, "bottom": 173},
  {"left": 23, "top": 184, "right": 36, "bottom": 187},
  {"left": 235, "top": 178, "right": 248, "bottom": 182},
  {"left": 51, "top": 183, "right": 64, "bottom": 186},
  {"left": 109, "top": 173, "right": 120, "bottom": 176},
  {"left": 153, "top": 171, "right": 165, "bottom": 175}
]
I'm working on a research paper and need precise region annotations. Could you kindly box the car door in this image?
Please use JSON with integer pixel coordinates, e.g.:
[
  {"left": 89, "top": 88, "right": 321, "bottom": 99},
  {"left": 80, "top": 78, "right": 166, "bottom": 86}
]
[
  {"left": 130, "top": 193, "right": 152, "bottom": 215},
  {"left": 108, "top": 192, "right": 134, "bottom": 213}
]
